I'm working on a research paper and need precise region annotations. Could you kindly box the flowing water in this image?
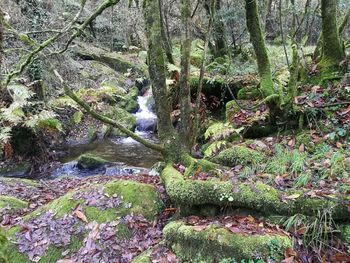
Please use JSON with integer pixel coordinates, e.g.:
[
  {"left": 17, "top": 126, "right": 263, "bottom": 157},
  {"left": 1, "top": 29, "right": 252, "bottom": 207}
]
[{"left": 52, "top": 91, "right": 162, "bottom": 178}]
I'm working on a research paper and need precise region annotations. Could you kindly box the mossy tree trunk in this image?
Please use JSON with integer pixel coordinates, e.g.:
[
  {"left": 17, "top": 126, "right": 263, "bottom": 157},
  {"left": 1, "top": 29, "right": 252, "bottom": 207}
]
[
  {"left": 179, "top": 0, "right": 192, "bottom": 151},
  {"left": 245, "top": 0, "right": 279, "bottom": 120},
  {"left": 143, "top": 0, "right": 184, "bottom": 162},
  {"left": 318, "top": 0, "right": 345, "bottom": 70}
]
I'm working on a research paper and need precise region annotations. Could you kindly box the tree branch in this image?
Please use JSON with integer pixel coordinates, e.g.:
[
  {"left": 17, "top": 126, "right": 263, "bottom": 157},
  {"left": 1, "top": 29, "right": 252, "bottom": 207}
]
[{"left": 50, "top": 0, "right": 121, "bottom": 56}]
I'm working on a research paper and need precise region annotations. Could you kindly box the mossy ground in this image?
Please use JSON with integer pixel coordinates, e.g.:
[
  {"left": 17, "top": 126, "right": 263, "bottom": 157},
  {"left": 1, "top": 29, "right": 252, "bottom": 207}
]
[{"left": 5, "top": 180, "right": 163, "bottom": 263}]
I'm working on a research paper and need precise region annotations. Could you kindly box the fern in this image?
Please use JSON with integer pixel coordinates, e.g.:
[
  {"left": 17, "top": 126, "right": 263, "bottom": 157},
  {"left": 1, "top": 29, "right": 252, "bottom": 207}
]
[
  {"left": 204, "top": 140, "right": 228, "bottom": 158},
  {"left": 205, "top": 122, "right": 243, "bottom": 141}
]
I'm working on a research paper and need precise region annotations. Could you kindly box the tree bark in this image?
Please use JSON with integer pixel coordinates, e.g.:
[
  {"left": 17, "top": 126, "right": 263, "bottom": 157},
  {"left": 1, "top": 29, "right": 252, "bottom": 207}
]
[
  {"left": 143, "top": 0, "right": 182, "bottom": 162},
  {"left": 179, "top": 0, "right": 192, "bottom": 151},
  {"left": 318, "top": 0, "right": 344, "bottom": 69},
  {"left": 245, "top": 0, "right": 280, "bottom": 120},
  {"left": 159, "top": 0, "right": 174, "bottom": 64}
]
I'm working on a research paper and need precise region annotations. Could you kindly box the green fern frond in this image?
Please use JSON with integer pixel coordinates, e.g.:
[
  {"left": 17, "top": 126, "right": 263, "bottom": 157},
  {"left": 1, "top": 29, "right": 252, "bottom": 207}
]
[
  {"left": 205, "top": 122, "right": 243, "bottom": 141},
  {"left": 204, "top": 140, "right": 228, "bottom": 158}
]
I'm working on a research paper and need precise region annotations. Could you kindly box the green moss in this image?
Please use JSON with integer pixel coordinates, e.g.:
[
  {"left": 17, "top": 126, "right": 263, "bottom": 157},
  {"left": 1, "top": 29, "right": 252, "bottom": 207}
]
[
  {"left": 107, "top": 107, "right": 137, "bottom": 136},
  {"left": 0, "top": 228, "right": 9, "bottom": 263},
  {"left": 131, "top": 249, "right": 153, "bottom": 263},
  {"left": 161, "top": 165, "right": 349, "bottom": 220},
  {"left": 163, "top": 221, "right": 292, "bottom": 262},
  {"left": 0, "top": 196, "right": 27, "bottom": 210},
  {"left": 0, "top": 178, "right": 38, "bottom": 188},
  {"left": 339, "top": 225, "right": 350, "bottom": 244},
  {"left": 211, "top": 146, "right": 265, "bottom": 167},
  {"left": 77, "top": 153, "right": 109, "bottom": 170},
  {"left": 237, "top": 86, "right": 262, "bottom": 100},
  {"left": 6, "top": 180, "right": 162, "bottom": 262},
  {"left": 103, "top": 180, "right": 163, "bottom": 221},
  {"left": 0, "top": 162, "right": 32, "bottom": 178}
]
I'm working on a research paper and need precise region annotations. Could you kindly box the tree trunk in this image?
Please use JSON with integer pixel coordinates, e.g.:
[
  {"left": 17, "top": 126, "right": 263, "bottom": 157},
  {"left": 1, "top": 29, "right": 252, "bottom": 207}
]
[
  {"left": 204, "top": 0, "right": 228, "bottom": 58},
  {"left": 179, "top": 0, "right": 192, "bottom": 151},
  {"left": 159, "top": 0, "right": 174, "bottom": 64},
  {"left": 143, "top": 0, "right": 182, "bottom": 162},
  {"left": 245, "top": 0, "right": 279, "bottom": 119},
  {"left": 318, "top": 0, "right": 344, "bottom": 69}
]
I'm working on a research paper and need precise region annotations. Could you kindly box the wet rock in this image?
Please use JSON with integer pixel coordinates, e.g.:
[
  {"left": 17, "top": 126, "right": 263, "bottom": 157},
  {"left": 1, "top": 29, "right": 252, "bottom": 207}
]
[
  {"left": 0, "top": 162, "right": 32, "bottom": 178},
  {"left": 77, "top": 154, "right": 109, "bottom": 170}
]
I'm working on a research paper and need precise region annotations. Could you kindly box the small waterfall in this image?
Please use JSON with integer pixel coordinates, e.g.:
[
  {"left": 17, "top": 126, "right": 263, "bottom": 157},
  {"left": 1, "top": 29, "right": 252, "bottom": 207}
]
[
  {"left": 120, "top": 91, "right": 157, "bottom": 144},
  {"left": 134, "top": 92, "right": 157, "bottom": 133}
]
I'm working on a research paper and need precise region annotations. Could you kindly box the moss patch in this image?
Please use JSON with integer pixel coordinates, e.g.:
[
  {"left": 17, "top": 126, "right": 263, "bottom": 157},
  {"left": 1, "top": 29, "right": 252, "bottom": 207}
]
[
  {"left": 163, "top": 221, "right": 292, "bottom": 262},
  {"left": 6, "top": 180, "right": 163, "bottom": 262},
  {"left": 0, "top": 195, "right": 27, "bottom": 211},
  {"left": 211, "top": 146, "right": 265, "bottom": 167}
]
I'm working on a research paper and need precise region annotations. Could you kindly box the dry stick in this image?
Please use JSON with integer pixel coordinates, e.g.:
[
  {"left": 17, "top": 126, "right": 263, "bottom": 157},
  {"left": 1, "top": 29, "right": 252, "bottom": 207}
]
[{"left": 3, "top": 2, "right": 86, "bottom": 86}]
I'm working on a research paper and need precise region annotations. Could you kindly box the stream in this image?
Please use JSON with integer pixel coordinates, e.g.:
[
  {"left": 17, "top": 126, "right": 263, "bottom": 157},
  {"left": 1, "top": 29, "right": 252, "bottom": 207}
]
[{"left": 51, "top": 91, "right": 162, "bottom": 178}]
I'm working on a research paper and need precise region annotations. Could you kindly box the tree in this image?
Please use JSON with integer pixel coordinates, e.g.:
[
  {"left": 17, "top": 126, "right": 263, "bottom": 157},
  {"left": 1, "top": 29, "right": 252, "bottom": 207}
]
[
  {"left": 179, "top": 0, "right": 192, "bottom": 150},
  {"left": 204, "top": 0, "right": 228, "bottom": 58},
  {"left": 244, "top": 0, "right": 279, "bottom": 120},
  {"left": 317, "top": 0, "right": 345, "bottom": 72}
]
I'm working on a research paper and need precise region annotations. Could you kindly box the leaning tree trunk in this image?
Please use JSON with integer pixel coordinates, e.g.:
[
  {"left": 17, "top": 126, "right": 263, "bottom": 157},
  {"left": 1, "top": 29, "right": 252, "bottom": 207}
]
[
  {"left": 317, "top": 0, "right": 345, "bottom": 71},
  {"left": 245, "top": 0, "right": 279, "bottom": 120},
  {"left": 179, "top": 0, "right": 192, "bottom": 151}
]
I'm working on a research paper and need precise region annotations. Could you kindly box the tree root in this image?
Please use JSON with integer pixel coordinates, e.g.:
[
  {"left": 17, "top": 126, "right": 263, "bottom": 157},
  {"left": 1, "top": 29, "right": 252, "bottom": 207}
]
[{"left": 161, "top": 165, "right": 349, "bottom": 221}]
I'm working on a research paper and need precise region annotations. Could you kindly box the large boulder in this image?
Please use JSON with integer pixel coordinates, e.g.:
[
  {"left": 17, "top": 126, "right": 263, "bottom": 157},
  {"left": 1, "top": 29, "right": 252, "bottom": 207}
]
[{"left": 6, "top": 180, "right": 163, "bottom": 263}]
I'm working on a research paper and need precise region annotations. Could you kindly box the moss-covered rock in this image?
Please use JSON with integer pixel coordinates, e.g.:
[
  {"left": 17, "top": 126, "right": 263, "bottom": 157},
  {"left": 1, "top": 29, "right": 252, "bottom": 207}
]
[
  {"left": 77, "top": 153, "right": 109, "bottom": 170},
  {"left": 6, "top": 180, "right": 163, "bottom": 263},
  {"left": 0, "top": 162, "right": 32, "bottom": 178},
  {"left": 211, "top": 146, "right": 265, "bottom": 167},
  {"left": 74, "top": 42, "right": 148, "bottom": 76},
  {"left": 237, "top": 86, "right": 262, "bottom": 100},
  {"left": 107, "top": 107, "right": 137, "bottom": 136},
  {"left": 0, "top": 196, "right": 27, "bottom": 211},
  {"left": 163, "top": 221, "right": 292, "bottom": 262}
]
